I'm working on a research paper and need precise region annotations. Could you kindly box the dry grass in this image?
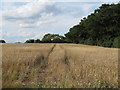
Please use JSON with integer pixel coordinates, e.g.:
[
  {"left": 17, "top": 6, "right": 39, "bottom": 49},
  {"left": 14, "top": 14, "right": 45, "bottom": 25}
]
[
  {"left": 61, "top": 44, "right": 118, "bottom": 88},
  {"left": 0, "top": 44, "right": 2, "bottom": 89},
  {"left": 2, "top": 43, "right": 119, "bottom": 88},
  {"left": 2, "top": 43, "right": 55, "bottom": 88}
]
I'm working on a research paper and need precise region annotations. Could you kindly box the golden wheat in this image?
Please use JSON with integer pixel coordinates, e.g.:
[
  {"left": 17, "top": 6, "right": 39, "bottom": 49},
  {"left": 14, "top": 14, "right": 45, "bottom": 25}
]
[
  {"left": 0, "top": 44, "right": 2, "bottom": 89},
  {"left": 2, "top": 43, "right": 119, "bottom": 88},
  {"left": 61, "top": 44, "right": 118, "bottom": 88}
]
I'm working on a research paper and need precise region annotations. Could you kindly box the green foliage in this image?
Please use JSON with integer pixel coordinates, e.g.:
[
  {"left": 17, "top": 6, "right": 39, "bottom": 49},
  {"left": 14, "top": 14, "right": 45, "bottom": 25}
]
[
  {"left": 84, "top": 38, "right": 95, "bottom": 45},
  {"left": 65, "top": 3, "right": 120, "bottom": 48},
  {"left": 25, "top": 39, "right": 41, "bottom": 43},
  {"left": 35, "top": 39, "right": 41, "bottom": 43},
  {"left": 113, "top": 37, "right": 120, "bottom": 48},
  {"left": 24, "top": 3, "right": 120, "bottom": 47},
  {"left": 34, "top": 84, "right": 58, "bottom": 88},
  {"left": 42, "top": 33, "right": 69, "bottom": 43},
  {"left": 0, "top": 40, "right": 6, "bottom": 43},
  {"left": 25, "top": 39, "right": 35, "bottom": 43},
  {"left": 87, "top": 79, "right": 116, "bottom": 88},
  {"left": 25, "top": 34, "right": 70, "bottom": 43}
]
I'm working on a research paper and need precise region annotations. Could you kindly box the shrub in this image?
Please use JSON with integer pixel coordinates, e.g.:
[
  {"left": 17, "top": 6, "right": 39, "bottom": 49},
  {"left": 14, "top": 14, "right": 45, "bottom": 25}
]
[
  {"left": 0, "top": 40, "right": 6, "bottom": 43},
  {"left": 113, "top": 37, "right": 120, "bottom": 48}
]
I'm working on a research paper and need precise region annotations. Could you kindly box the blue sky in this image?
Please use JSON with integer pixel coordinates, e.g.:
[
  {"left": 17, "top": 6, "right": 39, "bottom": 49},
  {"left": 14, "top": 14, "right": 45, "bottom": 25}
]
[{"left": 0, "top": 0, "right": 119, "bottom": 43}]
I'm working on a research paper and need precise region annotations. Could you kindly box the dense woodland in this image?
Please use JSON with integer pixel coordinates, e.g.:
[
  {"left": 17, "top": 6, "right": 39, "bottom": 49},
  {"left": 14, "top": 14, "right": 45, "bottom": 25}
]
[
  {"left": 1, "top": 3, "right": 120, "bottom": 48},
  {"left": 65, "top": 3, "right": 120, "bottom": 48}
]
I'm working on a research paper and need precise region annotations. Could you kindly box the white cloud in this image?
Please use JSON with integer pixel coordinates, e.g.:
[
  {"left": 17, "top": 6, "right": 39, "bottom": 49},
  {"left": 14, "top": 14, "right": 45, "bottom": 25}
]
[
  {"left": 81, "top": 4, "right": 96, "bottom": 14},
  {"left": 2, "top": 1, "right": 62, "bottom": 28},
  {"left": 0, "top": 11, "right": 3, "bottom": 27},
  {"left": 32, "top": 32, "right": 45, "bottom": 39},
  {"left": 19, "top": 23, "right": 35, "bottom": 28},
  {"left": 2, "top": 0, "right": 38, "bottom": 2},
  {"left": 3, "top": 2, "right": 57, "bottom": 20},
  {"left": 2, "top": 1, "right": 115, "bottom": 43},
  {"left": 2, "top": 0, "right": 119, "bottom": 2},
  {"left": 18, "top": 14, "right": 57, "bottom": 28},
  {"left": 2, "top": 31, "right": 32, "bottom": 38},
  {"left": 36, "top": 19, "right": 57, "bottom": 25}
]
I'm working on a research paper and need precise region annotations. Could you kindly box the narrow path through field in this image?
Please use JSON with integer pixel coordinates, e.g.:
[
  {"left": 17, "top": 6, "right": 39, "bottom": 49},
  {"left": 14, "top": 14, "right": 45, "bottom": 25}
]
[
  {"left": 34, "top": 44, "right": 56, "bottom": 84},
  {"left": 46, "top": 44, "right": 56, "bottom": 59},
  {"left": 34, "top": 44, "right": 118, "bottom": 88},
  {"left": 44, "top": 44, "right": 77, "bottom": 87}
]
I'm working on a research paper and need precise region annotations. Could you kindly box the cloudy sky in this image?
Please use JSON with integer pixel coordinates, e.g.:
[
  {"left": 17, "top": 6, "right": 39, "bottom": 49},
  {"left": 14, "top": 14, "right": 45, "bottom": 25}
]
[{"left": 0, "top": 0, "right": 119, "bottom": 43}]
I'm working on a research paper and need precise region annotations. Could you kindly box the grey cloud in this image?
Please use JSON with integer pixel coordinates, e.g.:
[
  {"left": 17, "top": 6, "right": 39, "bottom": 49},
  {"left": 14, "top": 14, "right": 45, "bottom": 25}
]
[
  {"left": 3, "top": 2, "right": 62, "bottom": 22},
  {"left": 44, "top": 5, "right": 62, "bottom": 15}
]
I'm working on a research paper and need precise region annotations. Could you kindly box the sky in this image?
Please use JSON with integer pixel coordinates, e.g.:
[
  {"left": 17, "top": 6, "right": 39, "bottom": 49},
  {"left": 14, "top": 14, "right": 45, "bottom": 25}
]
[{"left": 0, "top": 0, "right": 119, "bottom": 43}]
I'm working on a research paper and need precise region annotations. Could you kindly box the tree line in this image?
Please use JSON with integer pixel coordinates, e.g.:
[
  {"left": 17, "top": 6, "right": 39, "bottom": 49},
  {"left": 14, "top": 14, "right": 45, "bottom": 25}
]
[
  {"left": 25, "top": 34, "right": 71, "bottom": 43},
  {"left": 1, "top": 3, "right": 120, "bottom": 48},
  {"left": 65, "top": 3, "right": 120, "bottom": 48},
  {"left": 25, "top": 3, "right": 120, "bottom": 48}
]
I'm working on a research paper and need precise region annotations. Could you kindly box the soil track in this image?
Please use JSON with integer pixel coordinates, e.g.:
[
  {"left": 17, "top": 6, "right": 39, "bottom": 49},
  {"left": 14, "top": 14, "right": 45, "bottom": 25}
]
[
  {"left": 34, "top": 44, "right": 56, "bottom": 84},
  {"left": 44, "top": 44, "right": 78, "bottom": 87},
  {"left": 46, "top": 44, "right": 56, "bottom": 59},
  {"left": 39, "top": 44, "right": 118, "bottom": 87}
]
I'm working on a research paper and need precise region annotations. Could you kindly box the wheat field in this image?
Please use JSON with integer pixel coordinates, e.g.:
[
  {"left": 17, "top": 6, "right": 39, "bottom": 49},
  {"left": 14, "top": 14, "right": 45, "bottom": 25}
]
[{"left": 1, "top": 43, "right": 119, "bottom": 88}]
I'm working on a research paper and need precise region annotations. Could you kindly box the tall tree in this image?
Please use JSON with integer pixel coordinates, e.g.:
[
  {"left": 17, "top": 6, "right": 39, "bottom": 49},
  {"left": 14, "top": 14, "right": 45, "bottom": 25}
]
[{"left": 65, "top": 3, "right": 120, "bottom": 48}]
